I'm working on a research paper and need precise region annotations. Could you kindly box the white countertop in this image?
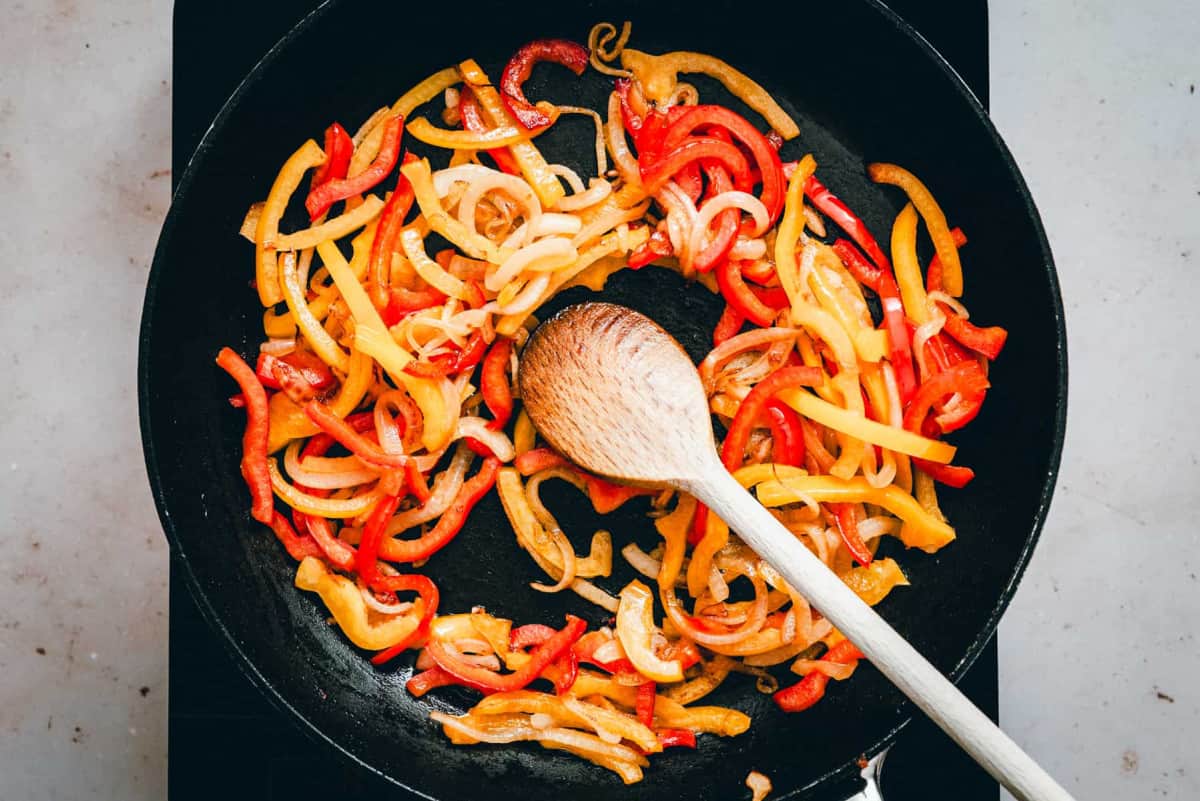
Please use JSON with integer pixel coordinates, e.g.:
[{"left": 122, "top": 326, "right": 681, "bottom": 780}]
[{"left": 1, "top": 1, "right": 1197, "bottom": 799}]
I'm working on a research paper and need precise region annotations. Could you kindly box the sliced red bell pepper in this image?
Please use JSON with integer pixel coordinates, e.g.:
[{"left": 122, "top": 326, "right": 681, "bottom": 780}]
[
  {"left": 355, "top": 493, "right": 404, "bottom": 585},
  {"left": 256, "top": 351, "right": 336, "bottom": 393},
  {"left": 641, "top": 138, "right": 751, "bottom": 197},
  {"left": 381, "top": 286, "right": 448, "bottom": 327},
  {"left": 499, "top": 39, "right": 590, "bottom": 129},
  {"left": 911, "top": 457, "right": 975, "bottom": 488},
  {"left": 216, "top": 348, "right": 274, "bottom": 524},
  {"left": 367, "top": 572, "right": 440, "bottom": 665},
  {"left": 692, "top": 155, "right": 738, "bottom": 273},
  {"left": 712, "top": 304, "right": 745, "bottom": 346},
  {"left": 406, "top": 666, "right": 459, "bottom": 696},
  {"left": 902, "top": 361, "right": 990, "bottom": 435},
  {"left": 424, "top": 615, "right": 587, "bottom": 693},
  {"left": 614, "top": 78, "right": 645, "bottom": 135},
  {"left": 367, "top": 153, "right": 419, "bottom": 311},
  {"left": 481, "top": 338, "right": 514, "bottom": 430},
  {"left": 512, "top": 449, "right": 649, "bottom": 513},
  {"left": 773, "top": 640, "right": 865, "bottom": 713},
  {"left": 510, "top": 624, "right": 579, "bottom": 694},
  {"left": 380, "top": 457, "right": 500, "bottom": 563},
  {"left": 720, "top": 366, "right": 824, "bottom": 472},
  {"left": 740, "top": 258, "right": 777, "bottom": 286},
  {"left": 303, "top": 399, "right": 410, "bottom": 468},
  {"left": 833, "top": 504, "right": 873, "bottom": 567},
  {"left": 830, "top": 238, "right": 884, "bottom": 294},
  {"left": 310, "top": 122, "right": 353, "bottom": 190},
  {"left": 662, "top": 105, "right": 786, "bottom": 225},
  {"left": 405, "top": 460, "right": 432, "bottom": 503},
  {"left": 304, "top": 114, "right": 404, "bottom": 221},
  {"left": 628, "top": 227, "right": 674, "bottom": 269},
  {"left": 459, "top": 86, "right": 522, "bottom": 175},
  {"left": 402, "top": 332, "right": 487, "bottom": 379},
  {"left": 764, "top": 399, "right": 805, "bottom": 467},
  {"left": 804, "top": 176, "right": 890, "bottom": 272},
  {"left": 716, "top": 259, "right": 782, "bottom": 327},
  {"left": 266, "top": 511, "right": 324, "bottom": 562},
  {"left": 657, "top": 728, "right": 697, "bottom": 749},
  {"left": 636, "top": 681, "right": 657, "bottom": 728}
]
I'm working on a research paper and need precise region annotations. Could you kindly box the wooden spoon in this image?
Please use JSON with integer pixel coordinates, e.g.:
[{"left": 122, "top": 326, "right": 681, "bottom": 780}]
[{"left": 518, "top": 302, "right": 1073, "bottom": 801}]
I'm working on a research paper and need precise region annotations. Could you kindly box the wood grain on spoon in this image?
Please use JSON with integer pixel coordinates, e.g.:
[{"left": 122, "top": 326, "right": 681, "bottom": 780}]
[{"left": 519, "top": 302, "right": 1075, "bottom": 801}]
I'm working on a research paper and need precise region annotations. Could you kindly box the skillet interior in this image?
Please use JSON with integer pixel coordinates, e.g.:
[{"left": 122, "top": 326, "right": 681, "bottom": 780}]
[{"left": 140, "top": 1, "right": 1066, "bottom": 798}]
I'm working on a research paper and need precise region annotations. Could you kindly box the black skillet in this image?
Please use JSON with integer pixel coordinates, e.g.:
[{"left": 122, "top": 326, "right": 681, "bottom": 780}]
[{"left": 140, "top": 1, "right": 1066, "bottom": 798}]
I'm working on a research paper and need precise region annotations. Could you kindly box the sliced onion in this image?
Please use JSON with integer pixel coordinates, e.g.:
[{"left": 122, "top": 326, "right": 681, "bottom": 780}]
[
  {"left": 284, "top": 442, "right": 379, "bottom": 489},
  {"left": 383, "top": 443, "right": 473, "bottom": 537},
  {"left": 620, "top": 543, "right": 662, "bottom": 580},
  {"left": 605, "top": 92, "right": 640, "bottom": 186},
  {"left": 531, "top": 529, "right": 577, "bottom": 593},
  {"left": 571, "top": 578, "right": 619, "bottom": 613},
  {"left": 358, "top": 583, "right": 413, "bottom": 616},
  {"left": 571, "top": 200, "right": 649, "bottom": 249},
  {"left": 803, "top": 205, "right": 827, "bottom": 237},
  {"left": 928, "top": 290, "right": 970, "bottom": 319},
  {"left": 549, "top": 163, "right": 586, "bottom": 194},
  {"left": 259, "top": 338, "right": 296, "bottom": 356},
  {"left": 912, "top": 313, "right": 947, "bottom": 381},
  {"left": 453, "top": 171, "right": 542, "bottom": 248},
  {"left": 791, "top": 658, "right": 857, "bottom": 680},
  {"left": 728, "top": 237, "right": 767, "bottom": 261},
  {"left": 698, "top": 328, "right": 801, "bottom": 393},
  {"left": 591, "top": 637, "right": 625, "bottom": 665},
  {"left": 560, "top": 697, "right": 623, "bottom": 744},
  {"left": 858, "top": 516, "right": 901, "bottom": 542},
  {"left": 496, "top": 273, "right": 550, "bottom": 316},
  {"left": 554, "top": 106, "right": 608, "bottom": 177},
  {"left": 707, "top": 565, "right": 730, "bottom": 604},
  {"left": 529, "top": 213, "right": 583, "bottom": 239},
  {"left": 662, "top": 575, "right": 768, "bottom": 647},
  {"left": 454, "top": 417, "right": 515, "bottom": 462},
  {"left": 556, "top": 178, "right": 613, "bottom": 213},
  {"left": 691, "top": 192, "right": 770, "bottom": 266},
  {"left": 488, "top": 237, "right": 577, "bottom": 291}
]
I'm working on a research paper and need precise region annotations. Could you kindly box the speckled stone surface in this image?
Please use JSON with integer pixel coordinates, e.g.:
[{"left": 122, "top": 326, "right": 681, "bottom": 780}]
[{"left": 0, "top": 1, "right": 1196, "bottom": 800}]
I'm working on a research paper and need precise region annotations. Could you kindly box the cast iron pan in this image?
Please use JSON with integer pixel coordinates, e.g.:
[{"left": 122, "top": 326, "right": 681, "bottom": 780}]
[{"left": 139, "top": 1, "right": 1066, "bottom": 798}]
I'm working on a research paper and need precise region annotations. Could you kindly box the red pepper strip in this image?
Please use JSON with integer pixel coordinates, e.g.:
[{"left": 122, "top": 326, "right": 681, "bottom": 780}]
[
  {"left": 510, "top": 624, "right": 557, "bottom": 650},
  {"left": 269, "top": 359, "right": 319, "bottom": 405},
  {"left": 740, "top": 258, "right": 777, "bottom": 286},
  {"left": 720, "top": 366, "right": 824, "bottom": 472},
  {"left": 662, "top": 105, "right": 786, "bottom": 224},
  {"left": 425, "top": 615, "right": 587, "bottom": 693},
  {"left": 513, "top": 449, "right": 649, "bottom": 513},
  {"left": 804, "top": 176, "right": 890, "bottom": 273},
  {"left": 764, "top": 399, "right": 805, "bottom": 467},
  {"left": 381, "top": 458, "right": 500, "bottom": 563},
  {"left": 459, "top": 86, "right": 522, "bottom": 175},
  {"left": 628, "top": 227, "right": 674, "bottom": 269},
  {"left": 367, "top": 153, "right": 419, "bottom": 311},
  {"left": 266, "top": 511, "right": 324, "bottom": 561},
  {"left": 303, "top": 400, "right": 409, "bottom": 468},
  {"left": 461, "top": 279, "right": 487, "bottom": 309},
  {"left": 216, "top": 348, "right": 274, "bottom": 524},
  {"left": 304, "top": 114, "right": 404, "bottom": 220},
  {"left": 773, "top": 640, "right": 865, "bottom": 712},
  {"left": 636, "top": 682, "right": 657, "bottom": 728},
  {"left": 712, "top": 304, "right": 745, "bottom": 346},
  {"left": 641, "top": 138, "right": 751, "bottom": 197},
  {"left": 499, "top": 38, "right": 590, "bottom": 129},
  {"left": 657, "top": 729, "right": 697, "bottom": 749},
  {"left": 925, "top": 227, "right": 968, "bottom": 291},
  {"left": 570, "top": 633, "right": 640, "bottom": 678},
  {"left": 510, "top": 625, "right": 579, "bottom": 694},
  {"left": 614, "top": 78, "right": 645, "bottom": 135},
  {"left": 911, "top": 457, "right": 975, "bottom": 488},
  {"left": 902, "top": 361, "right": 990, "bottom": 436},
  {"left": 310, "top": 122, "right": 353, "bottom": 189},
  {"left": 381, "top": 286, "right": 448, "bottom": 327},
  {"left": 692, "top": 160, "right": 738, "bottom": 273},
  {"left": 405, "top": 461, "right": 432, "bottom": 503},
  {"left": 291, "top": 427, "right": 360, "bottom": 572},
  {"left": 355, "top": 493, "right": 404, "bottom": 585},
  {"left": 939, "top": 313, "right": 1007, "bottom": 363},
  {"left": 635, "top": 109, "right": 671, "bottom": 163},
  {"left": 668, "top": 640, "right": 703, "bottom": 671},
  {"left": 716, "top": 259, "right": 780, "bottom": 326},
  {"left": 406, "top": 666, "right": 458, "bottom": 696},
  {"left": 256, "top": 351, "right": 336, "bottom": 393},
  {"left": 481, "top": 338, "right": 514, "bottom": 430},
  {"left": 831, "top": 239, "right": 884, "bottom": 294},
  {"left": 550, "top": 648, "right": 579, "bottom": 695},
  {"left": 834, "top": 504, "right": 872, "bottom": 567},
  {"left": 368, "top": 573, "right": 440, "bottom": 666},
  {"left": 401, "top": 332, "right": 487, "bottom": 379}
]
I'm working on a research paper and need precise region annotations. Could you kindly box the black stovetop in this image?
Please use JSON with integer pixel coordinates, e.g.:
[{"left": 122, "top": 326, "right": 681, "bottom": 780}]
[{"left": 168, "top": 3, "right": 996, "bottom": 798}]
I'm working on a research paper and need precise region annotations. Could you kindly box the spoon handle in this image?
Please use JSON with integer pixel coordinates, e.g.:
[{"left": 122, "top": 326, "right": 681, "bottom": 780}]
[{"left": 687, "top": 465, "right": 1074, "bottom": 801}]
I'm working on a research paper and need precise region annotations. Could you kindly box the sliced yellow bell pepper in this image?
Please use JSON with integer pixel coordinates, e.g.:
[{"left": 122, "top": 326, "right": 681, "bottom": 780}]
[
  {"left": 869, "top": 162, "right": 963, "bottom": 296},
  {"left": 294, "top": 556, "right": 423, "bottom": 650},
  {"left": 255, "top": 139, "right": 325, "bottom": 306},
  {"left": 266, "top": 348, "right": 373, "bottom": 453},
  {"left": 838, "top": 557, "right": 910, "bottom": 606},
  {"left": 616, "top": 580, "right": 683, "bottom": 683},
  {"left": 317, "top": 239, "right": 455, "bottom": 452},
  {"left": 278, "top": 251, "right": 351, "bottom": 372},
  {"left": 273, "top": 195, "right": 383, "bottom": 251},
  {"left": 471, "top": 691, "right": 660, "bottom": 753},
  {"left": 400, "top": 158, "right": 501, "bottom": 263},
  {"left": 890, "top": 203, "right": 930, "bottom": 325},
  {"left": 752, "top": 475, "right": 956, "bottom": 552},
  {"left": 407, "top": 116, "right": 533, "bottom": 150},
  {"left": 619, "top": 48, "right": 798, "bottom": 140},
  {"left": 654, "top": 494, "right": 696, "bottom": 592},
  {"left": 399, "top": 227, "right": 468, "bottom": 300},
  {"left": 512, "top": 409, "right": 536, "bottom": 456}
]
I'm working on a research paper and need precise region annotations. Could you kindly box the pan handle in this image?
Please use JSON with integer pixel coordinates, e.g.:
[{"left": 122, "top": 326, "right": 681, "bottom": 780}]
[{"left": 841, "top": 750, "right": 887, "bottom": 801}]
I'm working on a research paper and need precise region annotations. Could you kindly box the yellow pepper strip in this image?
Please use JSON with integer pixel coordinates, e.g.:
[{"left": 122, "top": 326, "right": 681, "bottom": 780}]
[
  {"left": 705, "top": 629, "right": 785, "bottom": 657},
  {"left": 494, "top": 224, "right": 648, "bottom": 336},
  {"left": 407, "top": 117, "right": 533, "bottom": 149},
  {"left": 263, "top": 306, "right": 296, "bottom": 338},
  {"left": 400, "top": 158, "right": 501, "bottom": 263},
  {"left": 273, "top": 195, "right": 384, "bottom": 251},
  {"left": 561, "top": 253, "right": 628, "bottom": 293},
  {"left": 458, "top": 59, "right": 565, "bottom": 209},
  {"left": 686, "top": 506, "right": 729, "bottom": 599},
  {"left": 267, "top": 348, "right": 373, "bottom": 453},
  {"left": 775, "top": 387, "right": 956, "bottom": 464},
  {"left": 570, "top": 669, "right": 639, "bottom": 707},
  {"left": 294, "top": 557, "right": 423, "bottom": 650},
  {"left": 838, "top": 557, "right": 910, "bottom": 606},
  {"left": 913, "top": 467, "right": 947, "bottom": 523},
  {"left": 255, "top": 139, "right": 325, "bottom": 306},
  {"left": 807, "top": 249, "right": 885, "bottom": 363},
  {"left": 773, "top": 154, "right": 814, "bottom": 310},
  {"left": 391, "top": 66, "right": 461, "bottom": 119},
  {"left": 616, "top": 581, "right": 683, "bottom": 683},
  {"left": 317, "top": 239, "right": 455, "bottom": 452},
  {"left": 399, "top": 227, "right": 468, "bottom": 299},
  {"left": 753, "top": 475, "right": 956, "bottom": 552},
  {"left": 660, "top": 655, "right": 736, "bottom": 705},
  {"left": 869, "top": 162, "right": 963, "bottom": 296},
  {"left": 889, "top": 203, "right": 930, "bottom": 325},
  {"left": 512, "top": 409, "right": 536, "bottom": 456},
  {"left": 654, "top": 494, "right": 696, "bottom": 592},
  {"left": 472, "top": 691, "right": 660, "bottom": 753},
  {"left": 619, "top": 49, "right": 799, "bottom": 140},
  {"left": 496, "top": 468, "right": 611, "bottom": 578},
  {"left": 731, "top": 462, "right": 809, "bottom": 489},
  {"left": 468, "top": 611, "right": 513, "bottom": 665},
  {"left": 279, "top": 251, "right": 351, "bottom": 372},
  {"left": 652, "top": 696, "right": 752, "bottom": 736},
  {"left": 270, "top": 459, "right": 383, "bottom": 517}
]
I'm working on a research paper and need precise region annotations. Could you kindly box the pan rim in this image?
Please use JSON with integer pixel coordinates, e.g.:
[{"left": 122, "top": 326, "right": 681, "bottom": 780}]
[{"left": 139, "top": 0, "right": 1068, "bottom": 796}]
